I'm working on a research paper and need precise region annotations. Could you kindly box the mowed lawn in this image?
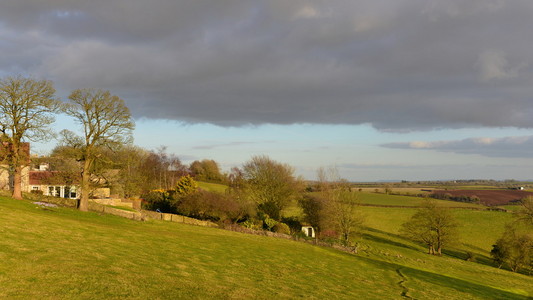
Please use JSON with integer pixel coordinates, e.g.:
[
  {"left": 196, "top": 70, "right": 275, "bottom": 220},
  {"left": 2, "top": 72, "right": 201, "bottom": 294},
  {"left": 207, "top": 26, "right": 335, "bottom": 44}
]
[{"left": 0, "top": 196, "right": 531, "bottom": 299}]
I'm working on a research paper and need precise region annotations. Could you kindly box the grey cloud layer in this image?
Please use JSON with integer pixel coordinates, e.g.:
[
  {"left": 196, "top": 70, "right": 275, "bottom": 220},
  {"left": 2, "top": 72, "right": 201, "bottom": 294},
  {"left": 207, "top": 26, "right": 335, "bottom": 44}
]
[
  {"left": 382, "top": 135, "right": 533, "bottom": 158},
  {"left": 1, "top": 0, "right": 533, "bottom": 130}
]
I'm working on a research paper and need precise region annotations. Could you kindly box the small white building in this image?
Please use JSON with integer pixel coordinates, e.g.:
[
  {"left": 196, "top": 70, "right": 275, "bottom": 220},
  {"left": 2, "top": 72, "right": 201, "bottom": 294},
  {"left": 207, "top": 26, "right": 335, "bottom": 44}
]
[{"left": 301, "top": 225, "right": 316, "bottom": 238}]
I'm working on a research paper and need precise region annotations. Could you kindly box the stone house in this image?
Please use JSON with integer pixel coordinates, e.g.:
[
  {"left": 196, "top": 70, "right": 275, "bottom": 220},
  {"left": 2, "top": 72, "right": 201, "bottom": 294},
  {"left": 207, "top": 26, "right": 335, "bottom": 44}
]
[
  {"left": 0, "top": 142, "right": 30, "bottom": 192},
  {"left": 0, "top": 142, "right": 79, "bottom": 199},
  {"left": 28, "top": 164, "right": 79, "bottom": 199}
]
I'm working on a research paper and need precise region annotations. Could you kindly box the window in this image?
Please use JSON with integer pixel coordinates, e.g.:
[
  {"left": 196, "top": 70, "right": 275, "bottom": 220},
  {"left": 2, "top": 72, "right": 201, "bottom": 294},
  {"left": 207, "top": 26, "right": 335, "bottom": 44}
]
[
  {"left": 48, "top": 186, "right": 61, "bottom": 197},
  {"left": 66, "top": 186, "right": 77, "bottom": 199}
]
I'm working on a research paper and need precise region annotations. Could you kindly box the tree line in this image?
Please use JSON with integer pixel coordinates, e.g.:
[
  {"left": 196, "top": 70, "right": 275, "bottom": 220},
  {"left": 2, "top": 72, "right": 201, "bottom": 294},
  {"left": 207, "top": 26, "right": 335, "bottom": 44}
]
[{"left": 142, "top": 162, "right": 365, "bottom": 247}]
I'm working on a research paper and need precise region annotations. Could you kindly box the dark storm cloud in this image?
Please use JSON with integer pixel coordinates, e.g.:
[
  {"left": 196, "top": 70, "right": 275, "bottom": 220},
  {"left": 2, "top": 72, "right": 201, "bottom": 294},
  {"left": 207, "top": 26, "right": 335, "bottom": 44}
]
[
  {"left": 2, "top": 0, "right": 533, "bottom": 131},
  {"left": 382, "top": 135, "right": 533, "bottom": 158}
]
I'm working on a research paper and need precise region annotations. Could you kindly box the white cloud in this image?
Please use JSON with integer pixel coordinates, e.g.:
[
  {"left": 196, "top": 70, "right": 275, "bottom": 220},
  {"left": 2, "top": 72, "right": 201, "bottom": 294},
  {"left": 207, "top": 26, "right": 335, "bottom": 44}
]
[
  {"left": 408, "top": 141, "right": 432, "bottom": 149},
  {"left": 473, "top": 137, "right": 495, "bottom": 145}
]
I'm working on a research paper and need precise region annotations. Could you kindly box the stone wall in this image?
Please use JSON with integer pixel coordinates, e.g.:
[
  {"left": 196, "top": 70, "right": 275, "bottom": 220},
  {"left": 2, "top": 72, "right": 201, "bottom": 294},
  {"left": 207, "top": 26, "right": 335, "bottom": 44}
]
[
  {"left": 91, "top": 198, "right": 133, "bottom": 208},
  {"left": 26, "top": 192, "right": 218, "bottom": 228},
  {"left": 139, "top": 209, "right": 218, "bottom": 227}
]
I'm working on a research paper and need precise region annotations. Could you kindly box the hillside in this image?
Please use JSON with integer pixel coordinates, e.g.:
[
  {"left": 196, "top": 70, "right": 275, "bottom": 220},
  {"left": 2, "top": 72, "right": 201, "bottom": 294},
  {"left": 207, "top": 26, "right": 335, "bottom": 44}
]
[{"left": 0, "top": 196, "right": 531, "bottom": 299}]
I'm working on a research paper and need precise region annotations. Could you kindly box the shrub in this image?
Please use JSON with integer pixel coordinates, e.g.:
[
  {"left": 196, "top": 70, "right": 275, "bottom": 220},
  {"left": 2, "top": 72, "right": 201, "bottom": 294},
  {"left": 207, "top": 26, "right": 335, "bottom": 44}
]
[
  {"left": 320, "top": 229, "right": 339, "bottom": 245},
  {"left": 176, "top": 175, "right": 198, "bottom": 196},
  {"left": 273, "top": 222, "right": 291, "bottom": 235},
  {"left": 31, "top": 189, "right": 44, "bottom": 195},
  {"left": 281, "top": 216, "right": 302, "bottom": 234},
  {"left": 141, "top": 189, "right": 176, "bottom": 213},
  {"left": 177, "top": 190, "right": 255, "bottom": 222},
  {"left": 430, "top": 193, "right": 481, "bottom": 203},
  {"left": 241, "top": 219, "right": 262, "bottom": 230},
  {"left": 320, "top": 229, "right": 338, "bottom": 239},
  {"left": 263, "top": 215, "right": 278, "bottom": 231}
]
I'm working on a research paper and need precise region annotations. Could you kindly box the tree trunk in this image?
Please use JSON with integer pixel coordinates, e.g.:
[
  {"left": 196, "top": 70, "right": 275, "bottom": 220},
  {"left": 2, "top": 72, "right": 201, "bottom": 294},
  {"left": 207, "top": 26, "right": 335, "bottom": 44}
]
[
  {"left": 436, "top": 229, "right": 442, "bottom": 256},
  {"left": 12, "top": 165, "right": 23, "bottom": 200},
  {"left": 79, "top": 159, "right": 92, "bottom": 212}
]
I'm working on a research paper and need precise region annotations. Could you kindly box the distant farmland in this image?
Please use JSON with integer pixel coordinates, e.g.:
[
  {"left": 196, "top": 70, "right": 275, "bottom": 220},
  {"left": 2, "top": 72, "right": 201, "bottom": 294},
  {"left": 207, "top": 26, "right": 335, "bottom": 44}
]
[{"left": 432, "top": 189, "right": 533, "bottom": 206}]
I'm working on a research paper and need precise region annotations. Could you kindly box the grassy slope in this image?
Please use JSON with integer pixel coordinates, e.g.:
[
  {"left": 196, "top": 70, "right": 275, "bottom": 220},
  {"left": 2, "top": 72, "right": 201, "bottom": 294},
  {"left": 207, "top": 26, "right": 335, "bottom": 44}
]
[
  {"left": 361, "top": 207, "right": 510, "bottom": 254},
  {"left": 197, "top": 181, "right": 228, "bottom": 194},
  {"left": 0, "top": 197, "right": 531, "bottom": 299}
]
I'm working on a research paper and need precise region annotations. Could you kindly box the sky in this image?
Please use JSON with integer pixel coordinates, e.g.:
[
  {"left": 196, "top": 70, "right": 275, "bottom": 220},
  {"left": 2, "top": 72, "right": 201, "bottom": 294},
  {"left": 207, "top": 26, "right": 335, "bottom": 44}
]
[{"left": 1, "top": 0, "right": 532, "bottom": 181}]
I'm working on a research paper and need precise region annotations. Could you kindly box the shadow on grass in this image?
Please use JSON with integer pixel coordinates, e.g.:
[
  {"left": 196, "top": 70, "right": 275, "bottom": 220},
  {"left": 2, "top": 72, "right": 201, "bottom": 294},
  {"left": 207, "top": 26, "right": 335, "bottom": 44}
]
[
  {"left": 441, "top": 248, "right": 495, "bottom": 268},
  {"left": 363, "top": 233, "right": 420, "bottom": 252},
  {"left": 354, "top": 255, "right": 530, "bottom": 300},
  {"left": 362, "top": 227, "right": 420, "bottom": 251},
  {"left": 363, "top": 227, "right": 530, "bottom": 277},
  {"left": 441, "top": 245, "right": 529, "bottom": 275}
]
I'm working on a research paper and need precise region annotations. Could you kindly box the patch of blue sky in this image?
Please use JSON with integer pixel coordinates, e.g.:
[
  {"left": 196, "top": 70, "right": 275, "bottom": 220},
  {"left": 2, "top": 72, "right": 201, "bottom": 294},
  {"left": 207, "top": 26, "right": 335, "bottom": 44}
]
[{"left": 31, "top": 116, "right": 532, "bottom": 181}]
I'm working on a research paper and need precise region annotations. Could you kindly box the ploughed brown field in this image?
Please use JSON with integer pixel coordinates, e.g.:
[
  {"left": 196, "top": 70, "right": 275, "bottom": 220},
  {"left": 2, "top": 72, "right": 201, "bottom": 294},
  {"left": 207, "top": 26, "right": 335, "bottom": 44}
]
[{"left": 432, "top": 189, "right": 533, "bottom": 206}]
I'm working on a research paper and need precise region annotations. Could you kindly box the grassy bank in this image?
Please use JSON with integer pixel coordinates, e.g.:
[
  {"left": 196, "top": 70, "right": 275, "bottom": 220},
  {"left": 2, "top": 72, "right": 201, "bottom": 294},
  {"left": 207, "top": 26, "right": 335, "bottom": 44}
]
[{"left": 0, "top": 196, "right": 531, "bottom": 299}]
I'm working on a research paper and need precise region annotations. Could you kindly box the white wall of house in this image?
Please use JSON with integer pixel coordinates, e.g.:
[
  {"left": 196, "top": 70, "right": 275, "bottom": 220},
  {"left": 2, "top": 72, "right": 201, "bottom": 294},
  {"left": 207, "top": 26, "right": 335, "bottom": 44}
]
[{"left": 31, "top": 185, "right": 79, "bottom": 199}]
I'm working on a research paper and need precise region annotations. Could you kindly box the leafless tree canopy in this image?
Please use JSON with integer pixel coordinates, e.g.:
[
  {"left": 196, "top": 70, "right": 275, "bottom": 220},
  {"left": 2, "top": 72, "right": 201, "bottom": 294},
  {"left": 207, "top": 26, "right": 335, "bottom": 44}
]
[
  {"left": 63, "top": 88, "right": 134, "bottom": 211},
  {"left": 0, "top": 76, "right": 60, "bottom": 199}
]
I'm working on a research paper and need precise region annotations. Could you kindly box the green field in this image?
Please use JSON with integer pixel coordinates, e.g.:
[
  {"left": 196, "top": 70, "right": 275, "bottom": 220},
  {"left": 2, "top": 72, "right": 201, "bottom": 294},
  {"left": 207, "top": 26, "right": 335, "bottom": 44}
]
[
  {"left": 361, "top": 207, "right": 510, "bottom": 253},
  {"left": 358, "top": 192, "right": 484, "bottom": 208},
  {"left": 0, "top": 196, "right": 531, "bottom": 299},
  {"left": 197, "top": 181, "right": 229, "bottom": 194}
]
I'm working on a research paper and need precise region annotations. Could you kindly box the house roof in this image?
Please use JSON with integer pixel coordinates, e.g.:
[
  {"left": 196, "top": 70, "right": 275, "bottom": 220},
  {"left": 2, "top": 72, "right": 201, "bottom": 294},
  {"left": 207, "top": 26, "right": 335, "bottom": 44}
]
[
  {"left": 29, "top": 171, "right": 56, "bottom": 185},
  {"left": 29, "top": 170, "right": 79, "bottom": 185}
]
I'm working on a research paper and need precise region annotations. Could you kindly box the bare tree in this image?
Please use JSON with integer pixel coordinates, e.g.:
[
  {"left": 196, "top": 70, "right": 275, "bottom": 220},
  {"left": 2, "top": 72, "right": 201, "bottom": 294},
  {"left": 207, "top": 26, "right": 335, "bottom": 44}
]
[
  {"left": 315, "top": 167, "right": 364, "bottom": 246},
  {"left": 516, "top": 196, "right": 533, "bottom": 226},
  {"left": 141, "top": 146, "right": 187, "bottom": 191},
  {"left": 491, "top": 224, "right": 532, "bottom": 272},
  {"left": 401, "top": 200, "right": 459, "bottom": 255},
  {"left": 490, "top": 196, "right": 533, "bottom": 272},
  {"left": 63, "top": 89, "right": 134, "bottom": 211},
  {"left": 0, "top": 76, "right": 60, "bottom": 199}
]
